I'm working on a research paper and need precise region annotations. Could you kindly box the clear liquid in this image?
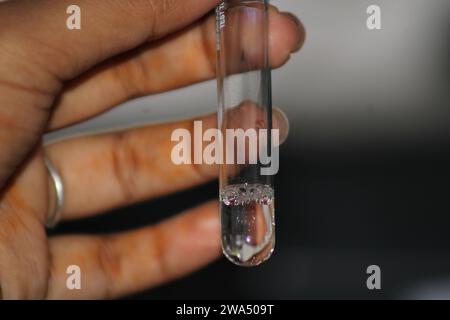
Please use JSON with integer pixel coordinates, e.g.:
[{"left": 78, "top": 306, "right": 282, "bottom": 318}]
[{"left": 220, "top": 183, "right": 275, "bottom": 266}]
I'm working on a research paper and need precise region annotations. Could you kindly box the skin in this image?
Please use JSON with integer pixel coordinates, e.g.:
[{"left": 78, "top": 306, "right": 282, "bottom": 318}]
[{"left": 0, "top": 0, "right": 305, "bottom": 299}]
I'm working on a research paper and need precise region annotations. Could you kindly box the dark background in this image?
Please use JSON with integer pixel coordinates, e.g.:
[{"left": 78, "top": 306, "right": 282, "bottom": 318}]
[
  {"left": 53, "top": 143, "right": 450, "bottom": 300},
  {"left": 48, "top": 0, "right": 450, "bottom": 299}
]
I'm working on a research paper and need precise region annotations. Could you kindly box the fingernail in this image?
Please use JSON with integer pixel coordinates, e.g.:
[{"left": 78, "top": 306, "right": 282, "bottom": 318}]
[
  {"left": 273, "top": 107, "right": 290, "bottom": 145},
  {"left": 283, "top": 12, "right": 305, "bottom": 52}
]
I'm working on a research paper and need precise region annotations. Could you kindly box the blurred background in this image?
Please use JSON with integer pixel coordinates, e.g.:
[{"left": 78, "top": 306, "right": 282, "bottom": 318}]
[{"left": 47, "top": 0, "right": 450, "bottom": 299}]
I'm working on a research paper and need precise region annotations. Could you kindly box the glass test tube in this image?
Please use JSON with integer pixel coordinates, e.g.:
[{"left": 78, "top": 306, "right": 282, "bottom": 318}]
[{"left": 216, "top": 0, "right": 275, "bottom": 266}]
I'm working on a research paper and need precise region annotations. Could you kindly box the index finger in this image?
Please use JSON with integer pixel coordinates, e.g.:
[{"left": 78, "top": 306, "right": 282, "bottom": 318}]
[{"left": 1, "top": 0, "right": 222, "bottom": 82}]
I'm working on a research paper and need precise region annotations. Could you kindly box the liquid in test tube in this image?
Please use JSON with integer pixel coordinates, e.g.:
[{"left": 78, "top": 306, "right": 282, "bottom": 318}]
[{"left": 216, "top": 0, "right": 276, "bottom": 267}]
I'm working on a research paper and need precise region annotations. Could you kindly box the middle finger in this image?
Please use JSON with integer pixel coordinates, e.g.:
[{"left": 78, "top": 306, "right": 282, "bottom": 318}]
[{"left": 45, "top": 108, "right": 289, "bottom": 221}]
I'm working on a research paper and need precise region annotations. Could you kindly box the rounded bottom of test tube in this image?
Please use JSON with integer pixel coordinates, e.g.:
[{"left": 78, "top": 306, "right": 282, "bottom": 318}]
[
  {"left": 220, "top": 183, "right": 276, "bottom": 267},
  {"left": 222, "top": 238, "right": 275, "bottom": 267}
]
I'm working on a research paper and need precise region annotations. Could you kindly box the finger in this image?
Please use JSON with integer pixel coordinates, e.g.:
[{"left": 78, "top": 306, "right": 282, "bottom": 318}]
[
  {"left": 46, "top": 201, "right": 220, "bottom": 300},
  {"left": 48, "top": 7, "right": 305, "bottom": 129},
  {"left": 0, "top": 151, "right": 50, "bottom": 299},
  {"left": 0, "top": 0, "right": 222, "bottom": 187},
  {"left": 1, "top": 0, "right": 222, "bottom": 84},
  {"left": 45, "top": 107, "right": 289, "bottom": 221}
]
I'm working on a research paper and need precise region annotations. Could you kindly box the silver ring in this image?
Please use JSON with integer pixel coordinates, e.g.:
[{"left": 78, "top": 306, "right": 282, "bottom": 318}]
[{"left": 44, "top": 155, "right": 64, "bottom": 228}]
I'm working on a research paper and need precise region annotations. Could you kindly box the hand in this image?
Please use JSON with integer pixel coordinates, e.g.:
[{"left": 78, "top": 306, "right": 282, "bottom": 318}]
[{"left": 0, "top": 0, "right": 305, "bottom": 299}]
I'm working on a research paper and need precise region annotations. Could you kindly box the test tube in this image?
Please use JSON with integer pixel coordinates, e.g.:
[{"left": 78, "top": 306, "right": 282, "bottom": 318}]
[{"left": 216, "top": 0, "right": 276, "bottom": 266}]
